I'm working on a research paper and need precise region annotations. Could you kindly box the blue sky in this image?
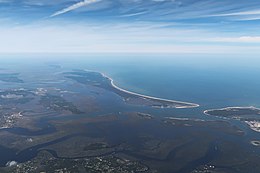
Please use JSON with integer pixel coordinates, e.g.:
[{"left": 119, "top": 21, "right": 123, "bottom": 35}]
[{"left": 0, "top": 0, "right": 260, "bottom": 53}]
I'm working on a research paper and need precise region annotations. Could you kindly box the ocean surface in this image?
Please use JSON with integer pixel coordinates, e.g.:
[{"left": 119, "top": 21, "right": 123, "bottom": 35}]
[
  {"left": 61, "top": 54, "right": 260, "bottom": 108},
  {"left": 3, "top": 53, "right": 260, "bottom": 110}
]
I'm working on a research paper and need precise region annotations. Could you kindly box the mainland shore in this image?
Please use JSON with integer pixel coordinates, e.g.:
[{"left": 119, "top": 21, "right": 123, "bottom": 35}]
[{"left": 98, "top": 71, "right": 199, "bottom": 109}]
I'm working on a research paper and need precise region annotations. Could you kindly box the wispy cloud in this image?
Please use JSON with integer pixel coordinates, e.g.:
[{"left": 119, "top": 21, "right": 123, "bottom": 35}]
[
  {"left": 211, "top": 36, "right": 260, "bottom": 43},
  {"left": 120, "top": 11, "right": 148, "bottom": 17},
  {"left": 50, "top": 0, "right": 100, "bottom": 18},
  {"left": 210, "top": 10, "right": 260, "bottom": 17},
  {"left": 1, "top": 22, "right": 260, "bottom": 54},
  {"left": 206, "top": 9, "right": 260, "bottom": 21}
]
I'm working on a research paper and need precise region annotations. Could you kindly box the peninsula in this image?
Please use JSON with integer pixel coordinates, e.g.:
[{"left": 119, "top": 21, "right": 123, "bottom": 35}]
[
  {"left": 65, "top": 70, "right": 199, "bottom": 109},
  {"left": 204, "top": 107, "right": 260, "bottom": 117},
  {"left": 204, "top": 106, "right": 260, "bottom": 133}
]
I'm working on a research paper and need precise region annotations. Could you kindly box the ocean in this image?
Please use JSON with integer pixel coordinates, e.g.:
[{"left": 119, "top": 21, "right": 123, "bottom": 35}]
[
  {"left": 2, "top": 53, "right": 260, "bottom": 109},
  {"left": 53, "top": 53, "right": 260, "bottom": 109}
]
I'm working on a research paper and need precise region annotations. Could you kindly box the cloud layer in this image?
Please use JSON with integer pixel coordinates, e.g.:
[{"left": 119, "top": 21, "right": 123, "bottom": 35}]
[
  {"left": 1, "top": 0, "right": 260, "bottom": 22},
  {"left": 0, "top": 0, "right": 260, "bottom": 54},
  {"left": 0, "top": 22, "right": 259, "bottom": 54}
]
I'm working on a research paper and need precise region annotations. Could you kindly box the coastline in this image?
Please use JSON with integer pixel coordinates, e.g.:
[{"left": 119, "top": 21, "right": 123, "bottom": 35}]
[
  {"left": 203, "top": 106, "right": 260, "bottom": 116},
  {"left": 97, "top": 71, "right": 200, "bottom": 109},
  {"left": 203, "top": 106, "right": 260, "bottom": 133}
]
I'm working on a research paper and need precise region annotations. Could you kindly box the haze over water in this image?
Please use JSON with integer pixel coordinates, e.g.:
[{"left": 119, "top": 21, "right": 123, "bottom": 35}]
[
  {"left": 4, "top": 53, "right": 260, "bottom": 110},
  {"left": 41, "top": 53, "right": 260, "bottom": 110}
]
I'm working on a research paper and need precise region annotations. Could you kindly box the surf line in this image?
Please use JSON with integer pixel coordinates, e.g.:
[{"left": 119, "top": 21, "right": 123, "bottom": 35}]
[{"left": 87, "top": 70, "right": 200, "bottom": 109}]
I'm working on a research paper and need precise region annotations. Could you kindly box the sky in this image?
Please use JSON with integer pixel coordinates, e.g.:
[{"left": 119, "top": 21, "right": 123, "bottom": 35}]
[{"left": 0, "top": 0, "right": 260, "bottom": 54}]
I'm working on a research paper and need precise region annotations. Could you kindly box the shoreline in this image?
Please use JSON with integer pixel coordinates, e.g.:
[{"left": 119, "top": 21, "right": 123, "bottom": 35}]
[
  {"left": 251, "top": 140, "right": 260, "bottom": 146},
  {"left": 204, "top": 106, "right": 260, "bottom": 116},
  {"left": 97, "top": 71, "right": 199, "bottom": 109}
]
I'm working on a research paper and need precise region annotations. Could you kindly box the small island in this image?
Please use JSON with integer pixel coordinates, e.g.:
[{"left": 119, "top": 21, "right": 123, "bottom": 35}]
[{"left": 251, "top": 140, "right": 260, "bottom": 147}]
